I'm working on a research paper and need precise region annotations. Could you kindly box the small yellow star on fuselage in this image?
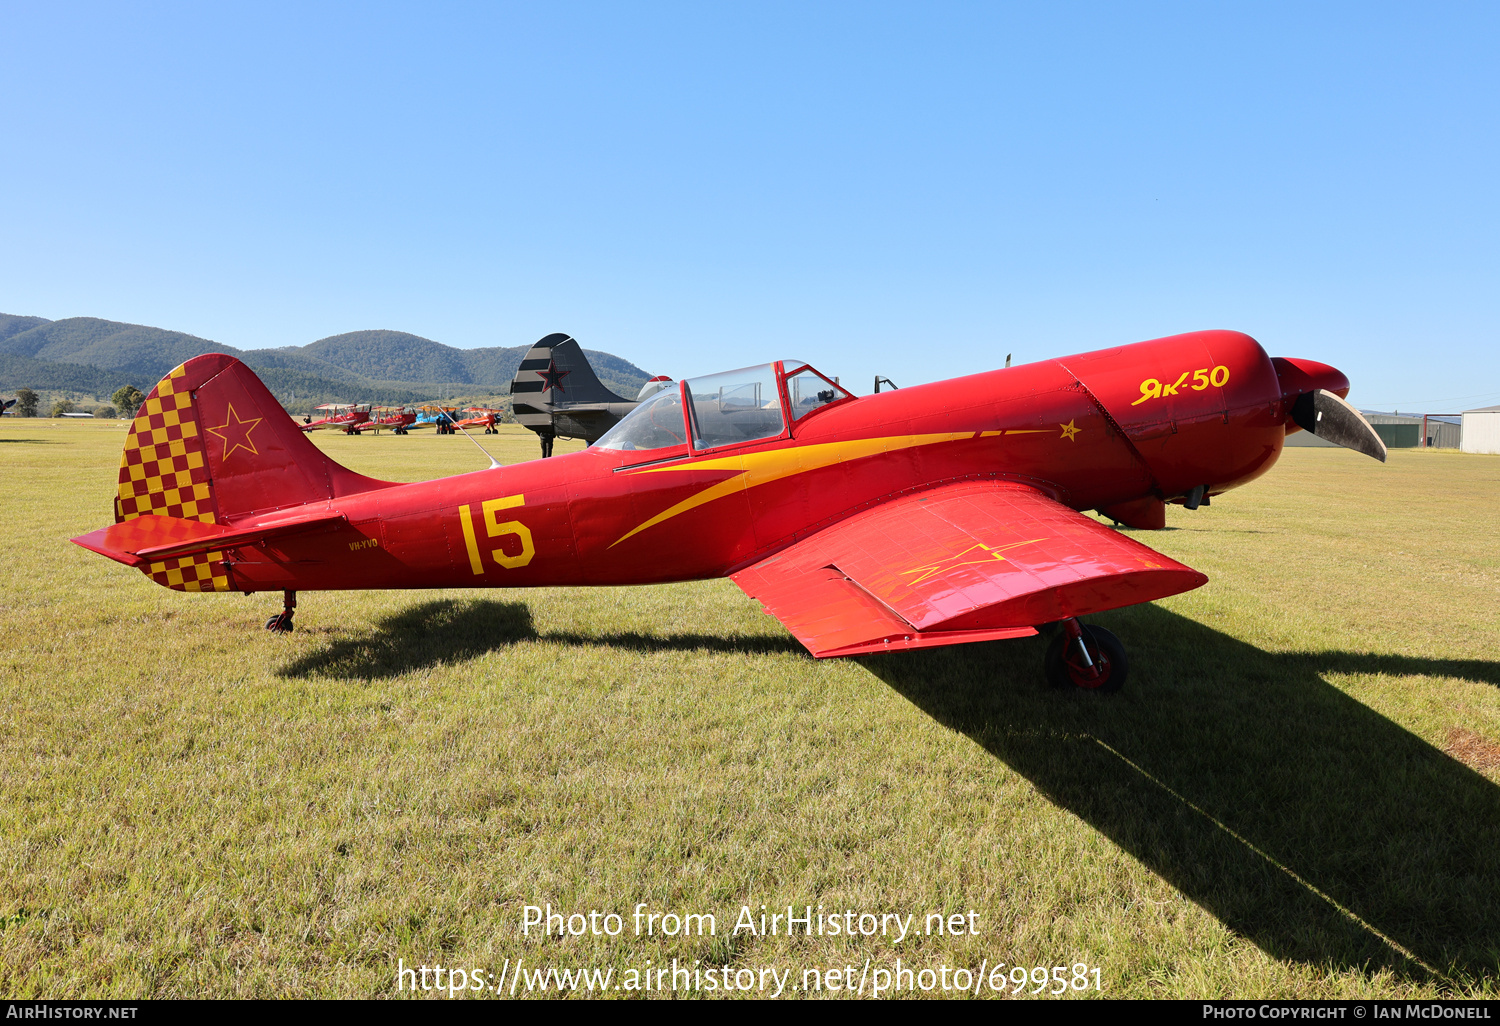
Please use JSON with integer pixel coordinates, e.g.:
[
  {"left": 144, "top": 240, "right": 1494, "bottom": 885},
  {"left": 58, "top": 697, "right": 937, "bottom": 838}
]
[{"left": 1059, "top": 419, "right": 1081, "bottom": 442}]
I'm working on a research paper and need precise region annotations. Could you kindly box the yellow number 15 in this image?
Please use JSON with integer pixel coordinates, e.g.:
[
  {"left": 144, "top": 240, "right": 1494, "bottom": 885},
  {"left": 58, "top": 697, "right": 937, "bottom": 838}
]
[{"left": 459, "top": 494, "right": 535, "bottom": 574}]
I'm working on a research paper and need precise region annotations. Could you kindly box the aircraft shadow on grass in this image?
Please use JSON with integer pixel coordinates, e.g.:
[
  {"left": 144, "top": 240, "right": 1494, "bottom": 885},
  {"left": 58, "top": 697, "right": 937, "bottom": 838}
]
[
  {"left": 276, "top": 597, "right": 805, "bottom": 679},
  {"left": 861, "top": 603, "right": 1500, "bottom": 986},
  {"left": 280, "top": 597, "right": 1499, "bottom": 983}
]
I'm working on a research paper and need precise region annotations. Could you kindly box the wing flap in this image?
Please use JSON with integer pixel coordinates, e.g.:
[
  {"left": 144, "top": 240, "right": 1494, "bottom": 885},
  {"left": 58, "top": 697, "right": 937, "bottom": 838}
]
[
  {"left": 736, "top": 558, "right": 1037, "bottom": 657},
  {"left": 733, "top": 480, "right": 1206, "bottom": 657}
]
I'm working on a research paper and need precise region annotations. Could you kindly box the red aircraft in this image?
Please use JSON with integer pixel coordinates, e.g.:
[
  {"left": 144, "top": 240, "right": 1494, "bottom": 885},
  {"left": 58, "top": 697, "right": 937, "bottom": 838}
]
[
  {"left": 72, "top": 330, "right": 1384, "bottom": 692},
  {"left": 300, "top": 403, "right": 371, "bottom": 434},
  {"left": 355, "top": 406, "right": 418, "bottom": 435},
  {"left": 454, "top": 406, "right": 503, "bottom": 434}
]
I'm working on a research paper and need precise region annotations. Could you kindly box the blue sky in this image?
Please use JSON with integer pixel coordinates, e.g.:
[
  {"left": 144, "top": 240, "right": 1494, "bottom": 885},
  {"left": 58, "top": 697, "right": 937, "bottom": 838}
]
[{"left": 4, "top": 1, "right": 1498, "bottom": 410}]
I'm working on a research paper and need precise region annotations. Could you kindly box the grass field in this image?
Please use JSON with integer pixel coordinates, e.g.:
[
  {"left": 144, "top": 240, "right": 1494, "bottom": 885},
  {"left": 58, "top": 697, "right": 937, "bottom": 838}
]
[{"left": 2, "top": 419, "right": 1498, "bottom": 999}]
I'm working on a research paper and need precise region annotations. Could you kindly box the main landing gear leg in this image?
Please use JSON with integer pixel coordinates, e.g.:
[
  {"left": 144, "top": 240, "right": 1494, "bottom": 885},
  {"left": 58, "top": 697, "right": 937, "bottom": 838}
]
[
  {"left": 1043, "top": 617, "right": 1127, "bottom": 693},
  {"left": 265, "top": 590, "right": 297, "bottom": 633}
]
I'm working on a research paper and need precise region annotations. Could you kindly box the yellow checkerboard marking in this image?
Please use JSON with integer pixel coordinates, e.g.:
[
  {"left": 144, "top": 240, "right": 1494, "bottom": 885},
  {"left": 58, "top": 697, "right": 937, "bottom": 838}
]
[{"left": 116, "top": 363, "right": 231, "bottom": 592}]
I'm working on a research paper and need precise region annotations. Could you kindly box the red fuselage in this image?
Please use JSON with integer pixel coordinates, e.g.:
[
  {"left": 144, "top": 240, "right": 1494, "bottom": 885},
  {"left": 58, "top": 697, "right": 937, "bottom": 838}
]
[{"left": 213, "top": 330, "right": 1339, "bottom": 594}]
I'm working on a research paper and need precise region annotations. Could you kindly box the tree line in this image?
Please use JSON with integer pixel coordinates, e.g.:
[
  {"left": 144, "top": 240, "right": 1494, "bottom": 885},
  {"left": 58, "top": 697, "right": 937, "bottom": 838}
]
[{"left": 5, "top": 385, "right": 145, "bottom": 418}]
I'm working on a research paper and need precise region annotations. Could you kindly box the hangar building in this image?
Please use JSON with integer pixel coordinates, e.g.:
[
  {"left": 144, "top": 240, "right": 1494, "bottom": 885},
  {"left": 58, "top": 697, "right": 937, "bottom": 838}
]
[
  {"left": 1284, "top": 411, "right": 1462, "bottom": 449},
  {"left": 1462, "top": 405, "right": 1500, "bottom": 454},
  {"left": 1362, "top": 412, "right": 1421, "bottom": 449}
]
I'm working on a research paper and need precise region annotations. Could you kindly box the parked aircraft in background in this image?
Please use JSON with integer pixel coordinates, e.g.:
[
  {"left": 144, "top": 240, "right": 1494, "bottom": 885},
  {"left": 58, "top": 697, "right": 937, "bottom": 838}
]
[
  {"left": 409, "top": 405, "right": 459, "bottom": 434},
  {"left": 72, "top": 330, "right": 1385, "bottom": 691},
  {"left": 300, "top": 403, "right": 371, "bottom": 434},
  {"left": 354, "top": 407, "right": 418, "bottom": 435},
  {"left": 510, "top": 333, "right": 662, "bottom": 457},
  {"left": 455, "top": 407, "right": 503, "bottom": 435}
]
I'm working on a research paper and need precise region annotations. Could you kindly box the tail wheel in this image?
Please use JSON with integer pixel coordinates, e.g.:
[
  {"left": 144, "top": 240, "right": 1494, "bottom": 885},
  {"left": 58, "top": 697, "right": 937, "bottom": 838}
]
[{"left": 1044, "top": 624, "right": 1127, "bottom": 693}]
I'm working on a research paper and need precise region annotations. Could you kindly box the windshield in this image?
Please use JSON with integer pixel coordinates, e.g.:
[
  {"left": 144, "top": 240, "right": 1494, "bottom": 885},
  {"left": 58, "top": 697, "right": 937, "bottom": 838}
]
[
  {"left": 783, "top": 362, "right": 852, "bottom": 421},
  {"left": 593, "top": 386, "right": 687, "bottom": 452},
  {"left": 684, "top": 365, "right": 786, "bottom": 450}
]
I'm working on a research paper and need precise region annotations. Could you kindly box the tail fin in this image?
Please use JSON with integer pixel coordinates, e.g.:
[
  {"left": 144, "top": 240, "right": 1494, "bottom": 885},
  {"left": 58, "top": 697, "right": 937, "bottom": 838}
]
[
  {"left": 106, "top": 354, "right": 392, "bottom": 591},
  {"left": 510, "top": 333, "right": 628, "bottom": 431}
]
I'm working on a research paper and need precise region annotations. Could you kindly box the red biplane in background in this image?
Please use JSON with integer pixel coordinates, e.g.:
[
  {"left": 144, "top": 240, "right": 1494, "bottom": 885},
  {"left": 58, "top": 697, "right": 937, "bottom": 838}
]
[
  {"left": 355, "top": 406, "right": 418, "bottom": 435},
  {"left": 300, "top": 403, "right": 371, "bottom": 434},
  {"left": 454, "top": 407, "right": 502, "bottom": 434},
  {"left": 73, "top": 330, "right": 1384, "bottom": 692}
]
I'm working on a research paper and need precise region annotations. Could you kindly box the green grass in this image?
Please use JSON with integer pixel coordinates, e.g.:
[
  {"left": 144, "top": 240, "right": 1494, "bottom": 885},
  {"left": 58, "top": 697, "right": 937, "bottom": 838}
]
[{"left": 2, "top": 419, "right": 1498, "bottom": 999}]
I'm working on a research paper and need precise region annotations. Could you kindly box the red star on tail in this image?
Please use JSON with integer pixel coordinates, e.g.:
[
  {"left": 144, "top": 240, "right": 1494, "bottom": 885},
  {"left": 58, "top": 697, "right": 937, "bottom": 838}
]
[
  {"left": 538, "top": 359, "right": 570, "bottom": 393},
  {"left": 207, "top": 403, "right": 263, "bottom": 460}
]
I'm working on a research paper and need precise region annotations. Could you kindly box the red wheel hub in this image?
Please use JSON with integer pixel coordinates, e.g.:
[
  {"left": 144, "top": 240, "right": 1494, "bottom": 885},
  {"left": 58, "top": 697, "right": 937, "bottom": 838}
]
[{"left": 1064, "top": 645, "right": 1111, "bottom": 688}]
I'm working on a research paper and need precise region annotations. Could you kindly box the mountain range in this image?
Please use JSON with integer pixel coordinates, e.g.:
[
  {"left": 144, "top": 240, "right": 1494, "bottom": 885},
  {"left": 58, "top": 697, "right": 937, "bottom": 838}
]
[{"left": 0, "top": 314, "right": 652, "bottom": 412}]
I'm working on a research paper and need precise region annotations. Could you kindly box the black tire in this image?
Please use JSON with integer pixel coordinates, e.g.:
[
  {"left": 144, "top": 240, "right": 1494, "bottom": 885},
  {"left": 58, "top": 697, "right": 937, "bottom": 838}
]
[{"left": 1044, "top": 625, "right": 1127, "bottom": 693}]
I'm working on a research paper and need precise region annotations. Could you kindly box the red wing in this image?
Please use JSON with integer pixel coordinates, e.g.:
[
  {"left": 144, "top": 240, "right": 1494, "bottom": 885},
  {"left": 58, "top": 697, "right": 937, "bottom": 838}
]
[{"left": 731, "top": 480, "right": 1206, "bottom": 658}]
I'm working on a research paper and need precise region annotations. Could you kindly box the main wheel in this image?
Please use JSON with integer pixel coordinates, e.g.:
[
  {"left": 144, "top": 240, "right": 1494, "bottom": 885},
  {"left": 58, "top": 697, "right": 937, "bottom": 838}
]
[
  {"left": 265, "top": 613, "right": 295, "bottom": 633},
  {"left": 1044, "top": 625, "right": 1127, "bottom": 693}
]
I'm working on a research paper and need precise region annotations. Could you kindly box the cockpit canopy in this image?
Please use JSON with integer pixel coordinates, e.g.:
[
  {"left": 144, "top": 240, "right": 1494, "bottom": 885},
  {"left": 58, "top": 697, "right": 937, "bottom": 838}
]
[{"left": 594, "top": 360, "right": 852, "bottom": 454}]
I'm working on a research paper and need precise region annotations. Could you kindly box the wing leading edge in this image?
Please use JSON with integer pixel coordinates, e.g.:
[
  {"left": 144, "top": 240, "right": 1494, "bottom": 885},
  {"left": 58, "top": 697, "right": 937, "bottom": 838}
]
[{"left": 731, "top": 480, "right": 1206, "bottom": 658}]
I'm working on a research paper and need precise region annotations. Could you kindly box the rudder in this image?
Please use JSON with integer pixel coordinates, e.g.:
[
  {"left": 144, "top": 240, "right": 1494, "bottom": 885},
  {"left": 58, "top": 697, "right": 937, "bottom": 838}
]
[{"left": 511, "top": 333, "right": 628, "bottom": 433}]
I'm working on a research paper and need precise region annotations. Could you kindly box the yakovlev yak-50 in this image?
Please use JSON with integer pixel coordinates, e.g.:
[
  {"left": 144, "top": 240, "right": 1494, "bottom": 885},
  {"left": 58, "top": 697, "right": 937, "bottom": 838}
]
[{"left": 72, "top": 330, "right": 1384, "bottom": 692}]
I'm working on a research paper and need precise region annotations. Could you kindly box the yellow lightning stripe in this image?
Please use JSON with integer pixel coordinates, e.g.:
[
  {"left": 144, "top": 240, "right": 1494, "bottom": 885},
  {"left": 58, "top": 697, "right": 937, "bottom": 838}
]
[
  {"left": 897, "top": 538, "right": 1045, "bottom": 586},
  {"left": 610, "top": 432, "right": 973, "bottom": 548}
]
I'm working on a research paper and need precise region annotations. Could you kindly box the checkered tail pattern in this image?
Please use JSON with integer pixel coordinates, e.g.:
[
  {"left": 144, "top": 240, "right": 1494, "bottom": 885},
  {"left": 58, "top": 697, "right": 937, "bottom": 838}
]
[{"left": 116, "top": 363, "right": 232, "bottom": 592}]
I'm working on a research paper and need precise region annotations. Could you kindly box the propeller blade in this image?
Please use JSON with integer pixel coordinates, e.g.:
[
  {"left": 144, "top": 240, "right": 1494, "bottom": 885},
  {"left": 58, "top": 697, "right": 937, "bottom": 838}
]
[{"left": 1291, "top": 389, "right": 1387, "bottom": 462}]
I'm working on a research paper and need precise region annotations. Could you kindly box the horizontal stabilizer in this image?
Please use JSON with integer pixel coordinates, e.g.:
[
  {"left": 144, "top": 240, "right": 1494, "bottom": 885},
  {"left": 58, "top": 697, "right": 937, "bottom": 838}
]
[{"left": 73, "top": 510, "right": 346, "bottom": 567}]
